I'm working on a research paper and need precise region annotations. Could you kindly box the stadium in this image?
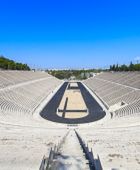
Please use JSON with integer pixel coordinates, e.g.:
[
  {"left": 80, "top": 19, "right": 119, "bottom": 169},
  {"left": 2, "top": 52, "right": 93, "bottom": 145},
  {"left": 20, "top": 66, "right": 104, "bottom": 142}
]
[
  {"left": 0, "top": 69, "right": 140, "bottom": 170},
  {"left": 0, "top": 1, "right": 140, "bottom": 170}
]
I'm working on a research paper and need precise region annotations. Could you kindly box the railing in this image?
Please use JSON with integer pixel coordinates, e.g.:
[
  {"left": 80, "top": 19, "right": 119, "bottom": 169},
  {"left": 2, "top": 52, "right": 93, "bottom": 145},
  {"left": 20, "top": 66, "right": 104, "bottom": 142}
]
[
  {"left": 75, "top": 130, "right": 103, "bottom": 170},
  {"left": 39, "top": 131, "right": 69, "bottom": 170},
  {"left": 39, "top": 156, "right": 47, "bottom": 170},
  {"left": 40, "top": 130, "right": 102, "bottom": 170}
]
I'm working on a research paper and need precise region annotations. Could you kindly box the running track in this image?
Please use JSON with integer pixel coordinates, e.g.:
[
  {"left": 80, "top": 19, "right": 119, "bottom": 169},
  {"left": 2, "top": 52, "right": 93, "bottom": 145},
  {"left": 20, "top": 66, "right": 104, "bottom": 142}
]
[{"left": 40, "top": 82, "right": 106, "bottom": 124}]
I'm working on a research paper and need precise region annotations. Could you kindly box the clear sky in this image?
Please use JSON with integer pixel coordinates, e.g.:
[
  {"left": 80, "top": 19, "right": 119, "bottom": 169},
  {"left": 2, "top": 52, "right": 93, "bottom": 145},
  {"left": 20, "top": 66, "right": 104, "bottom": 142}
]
[{"left": 0, "top": 0, "right": 140, "bottom": 69}]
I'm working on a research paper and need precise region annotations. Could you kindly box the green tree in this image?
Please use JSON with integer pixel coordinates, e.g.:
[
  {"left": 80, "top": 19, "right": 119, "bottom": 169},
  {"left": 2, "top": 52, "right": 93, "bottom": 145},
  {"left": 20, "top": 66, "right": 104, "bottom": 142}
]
[{"left": 0, "top": 56, "right": 30, "bottom": 70}]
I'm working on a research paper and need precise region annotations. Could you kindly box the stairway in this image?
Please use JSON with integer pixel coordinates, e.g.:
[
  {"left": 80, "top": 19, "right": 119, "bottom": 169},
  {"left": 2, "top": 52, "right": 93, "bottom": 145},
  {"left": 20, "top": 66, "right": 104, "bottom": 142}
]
[{"left": 53, "top": 130, "right": 89, "bottom": 170}]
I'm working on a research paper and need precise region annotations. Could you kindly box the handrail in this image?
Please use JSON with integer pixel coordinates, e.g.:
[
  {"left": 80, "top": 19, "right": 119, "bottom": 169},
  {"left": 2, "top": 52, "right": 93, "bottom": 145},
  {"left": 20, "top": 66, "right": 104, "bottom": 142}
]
[
  {"left": 75, "top": 130, "right": 103, "bottom": 170},
  {"left": 39, "top": 131, "right": 69, "bottom": 170}
]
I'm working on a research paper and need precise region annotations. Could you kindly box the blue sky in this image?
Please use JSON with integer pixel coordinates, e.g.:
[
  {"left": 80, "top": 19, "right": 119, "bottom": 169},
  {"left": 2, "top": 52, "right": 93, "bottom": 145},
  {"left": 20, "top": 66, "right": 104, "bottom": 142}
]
[{"left": 0, "top": 0, "right": 140, "bottom": 69}]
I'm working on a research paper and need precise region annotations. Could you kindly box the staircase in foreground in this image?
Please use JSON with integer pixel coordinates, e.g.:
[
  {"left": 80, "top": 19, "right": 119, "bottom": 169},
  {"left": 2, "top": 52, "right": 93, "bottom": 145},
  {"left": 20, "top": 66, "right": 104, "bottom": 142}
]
[{"left": 39, "top": 130, "right": 102, "bottom": 170}]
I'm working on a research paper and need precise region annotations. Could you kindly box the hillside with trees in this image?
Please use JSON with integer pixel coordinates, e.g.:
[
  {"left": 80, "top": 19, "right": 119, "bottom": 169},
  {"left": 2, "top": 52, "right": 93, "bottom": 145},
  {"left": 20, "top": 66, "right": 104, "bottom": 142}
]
[
  {"left": 109, "top": 62, "right": 140, "bottom": 71},
  {"left": 0, "top": 56, "right": 30, "bottom": 70}
]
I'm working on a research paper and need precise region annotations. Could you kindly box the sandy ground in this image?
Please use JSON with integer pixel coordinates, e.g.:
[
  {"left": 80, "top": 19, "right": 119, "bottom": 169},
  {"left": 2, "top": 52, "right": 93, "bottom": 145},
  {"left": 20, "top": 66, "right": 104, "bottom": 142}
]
[
  {"left": 1, "top": 115, "right": 139, "bottom": 170},
  {"left": 59, "top": 90, "right": 87, "bottom": 111},
  {"left": 0, "top": 123, "right": 68, "bottom": 170},
  {"left": 69, "top": 82, "right": 78, "bottom": 88},
  {"left": 58, "top": 112, "right": 88, "bottom": 119},
  {"left": 58, "top": 82, "right": 88, "bottom": 118},
  {"left": 78, "top": 115, "right": 140, "bottom": 170}
]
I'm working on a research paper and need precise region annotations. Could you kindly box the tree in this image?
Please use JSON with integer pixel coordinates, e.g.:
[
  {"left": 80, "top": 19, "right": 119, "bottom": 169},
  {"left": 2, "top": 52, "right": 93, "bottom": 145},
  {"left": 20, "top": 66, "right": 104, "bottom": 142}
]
[
  {"left": 129, "top": 61, "right": 134, "bottom": 71},
  {"left": 0, "top": 56, "right": 30, "bottom": 70}
]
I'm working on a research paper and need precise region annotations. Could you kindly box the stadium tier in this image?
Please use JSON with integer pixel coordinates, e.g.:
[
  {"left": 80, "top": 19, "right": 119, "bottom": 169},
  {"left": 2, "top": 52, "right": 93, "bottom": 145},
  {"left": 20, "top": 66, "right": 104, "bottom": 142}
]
[
  {"left": 0, "top": 71, "right": 62, "bottom": 124},
  {"left": 83, "top": 72, "right": 140, "bottom": 117},
  {"left": 0, "top": 70, "right": 53, "bottom": 89},
  {"left": 96, "top": 72, "right": 140, "bottom": 89}
]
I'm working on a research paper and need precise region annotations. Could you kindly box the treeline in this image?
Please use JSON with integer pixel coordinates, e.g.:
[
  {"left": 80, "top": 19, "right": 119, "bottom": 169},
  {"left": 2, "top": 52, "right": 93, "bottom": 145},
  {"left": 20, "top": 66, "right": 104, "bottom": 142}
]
[
  {"left": 109, "top": 62, "right": 140, "bottom": 71},
  {"left": 0, "top": 56, "right": 30, "bottom": 70},
  {"left": 48, "top": 69, "right": 101, "bottom": 80}
]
